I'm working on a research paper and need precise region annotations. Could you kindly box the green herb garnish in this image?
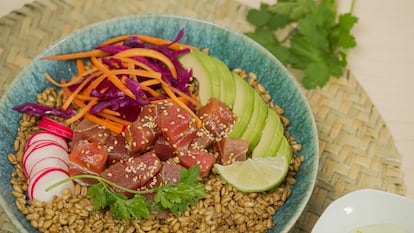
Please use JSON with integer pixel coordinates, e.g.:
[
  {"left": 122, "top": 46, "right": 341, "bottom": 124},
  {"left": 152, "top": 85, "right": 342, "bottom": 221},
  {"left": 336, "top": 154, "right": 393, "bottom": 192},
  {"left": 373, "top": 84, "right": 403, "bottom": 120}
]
[
  {"left": 47, "top": 166, "right": 205, "bottom": 222},
  {"left": 245, "top": 0, "right": 358, "bottom": 89}
]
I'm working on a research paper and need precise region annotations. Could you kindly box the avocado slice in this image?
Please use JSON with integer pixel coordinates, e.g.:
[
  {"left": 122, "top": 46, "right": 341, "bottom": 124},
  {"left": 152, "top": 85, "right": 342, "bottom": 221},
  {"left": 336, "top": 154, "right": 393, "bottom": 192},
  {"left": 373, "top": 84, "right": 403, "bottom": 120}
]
[
  {"left": 178, "top": 51, "right": 212, "bottom": 106},
  {"left": 241, "top": 90, "right": 269, "bottom": 152},
  {"left": 210, "top": 57, "right": 236, "bottom": 108},
  {"left": 251, "top": 109, "right": 284, "bottom": 158},
  {"left": 192, "top": 51, "right": 221, "bottom": 101},
  {"left": 275, "top": 136, "right": 293, "bottom": 166},
  {"left": 229, "top": 72, "right": 255, "bottom": 138}
]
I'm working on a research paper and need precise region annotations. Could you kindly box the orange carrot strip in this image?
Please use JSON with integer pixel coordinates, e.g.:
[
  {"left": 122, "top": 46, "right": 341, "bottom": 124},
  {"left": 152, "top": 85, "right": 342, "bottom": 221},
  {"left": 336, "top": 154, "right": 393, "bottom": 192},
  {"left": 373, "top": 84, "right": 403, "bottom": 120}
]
[
  {"left": 101, "top": 108, "right": 121, "bottom": 117},
  {"left": 110, "top": 69, "right": 162, "bottom": 80},
  {"left": 142, "top": 86, "right": 162, "bottom": 97},
  {"left": 44, "top": 73, "right": 82, "bottom": 88},
  {"left": 117, "top": 57, "right": 155, "bottom": 72},
  {"left": 138, "top": 79, "right": 161, "bottom": 87},
  {"left": 42, "top": 49, "right": 109, "bottom": 60},
  {"left": 82, "top": 74, "right": 106, "bottom": 97},
  {"left": 76, "top": 59, "right": 86, "bottom": 74},
  {"left": 91, "top": 56, "right": 136, "bottom": 99},
  {"left": 98, "top": 34, "right": 200, "bottom": 51},
  {"left": 61, "top": 76, "right": 93, "bottom": 111},
  {"left": 169, "top": 85, "right": 202, "bottom": 108},
  {"left": 161, "top": 83, "right": 201, "bottom": 127},
  {"left": 128, "top": 61, "right": 136, "bottom": 80},
  {"left": 97, "top": 112, "right": 132, "bottom": 126},
  {"left": 114, "top": 48, "right": 177, "bottom": 79},
  {"left": 60, "top": 79, "right": 72, "bottom": 97},
  {"left": 84, "top": 113, "right": 124, "bottom": 134},
  {"left": 137, "top": 34, "right": 200, "bottom": 51},
  {"left": 99, "top": 35, "right": 131, "bottom": 46},
  {"left": 65, "top": 98, "right": 98, "bottom": 125}
]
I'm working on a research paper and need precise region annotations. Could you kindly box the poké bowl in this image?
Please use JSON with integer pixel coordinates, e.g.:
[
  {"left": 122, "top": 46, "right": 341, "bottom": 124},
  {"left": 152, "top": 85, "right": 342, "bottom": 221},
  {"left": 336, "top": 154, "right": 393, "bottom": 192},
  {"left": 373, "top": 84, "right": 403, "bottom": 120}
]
[{"left": 0, "top": 14, "right": 319, "bottom": 233}]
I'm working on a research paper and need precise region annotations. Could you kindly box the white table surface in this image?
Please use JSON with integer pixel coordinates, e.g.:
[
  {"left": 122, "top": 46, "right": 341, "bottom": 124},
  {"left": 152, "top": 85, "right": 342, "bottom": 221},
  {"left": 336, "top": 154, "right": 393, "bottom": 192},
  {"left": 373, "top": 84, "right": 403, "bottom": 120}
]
[{"left": 1, "top": 0, "right": 414, "bottom": 199}]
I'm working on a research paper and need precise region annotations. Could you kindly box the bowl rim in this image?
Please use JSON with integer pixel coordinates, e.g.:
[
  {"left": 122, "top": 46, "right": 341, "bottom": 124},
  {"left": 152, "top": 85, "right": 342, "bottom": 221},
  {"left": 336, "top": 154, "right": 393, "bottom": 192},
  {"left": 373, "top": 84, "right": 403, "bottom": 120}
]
[{"left": 0, "top": 13, "right": 319, "bottom": 233}]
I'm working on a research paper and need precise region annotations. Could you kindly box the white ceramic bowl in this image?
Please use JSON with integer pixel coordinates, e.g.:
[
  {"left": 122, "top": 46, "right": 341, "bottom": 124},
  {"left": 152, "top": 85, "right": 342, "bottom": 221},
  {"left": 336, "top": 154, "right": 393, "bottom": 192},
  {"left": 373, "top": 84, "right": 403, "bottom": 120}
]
[{"left": 311, "top": 189, "right": 414, "bottom": 233}]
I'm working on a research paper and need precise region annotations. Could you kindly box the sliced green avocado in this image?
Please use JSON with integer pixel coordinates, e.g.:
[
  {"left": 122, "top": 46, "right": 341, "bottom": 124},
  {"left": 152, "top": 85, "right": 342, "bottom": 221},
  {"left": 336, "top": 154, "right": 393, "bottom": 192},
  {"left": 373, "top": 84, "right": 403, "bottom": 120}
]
[
  {"left": 229, "top": 72, "right": 255, "bottom": 138},
  {"left": 251, "top": 109, "right": 284, "bottom": 158},
  {"left": 178, "top": 51, "right": 212, "bottom": 106},
  {"left": 192, "top": 51, "right": 221, "bottom": 101},
  {"left": 275, "top": 136, "right": 292, "bottom": 166},
  {"left": 241, "top": 90, "right": 269, "bottom": 152},
  {"left": 210, "top": 56, "right": 236, "bottom": 108}
]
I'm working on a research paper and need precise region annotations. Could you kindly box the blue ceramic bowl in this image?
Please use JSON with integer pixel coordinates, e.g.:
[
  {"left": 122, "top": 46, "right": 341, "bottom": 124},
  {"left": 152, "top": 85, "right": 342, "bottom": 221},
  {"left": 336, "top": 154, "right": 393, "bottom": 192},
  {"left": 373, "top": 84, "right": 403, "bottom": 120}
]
[{"left": 0, "top": 14, "right": 318, "bottom": 233}]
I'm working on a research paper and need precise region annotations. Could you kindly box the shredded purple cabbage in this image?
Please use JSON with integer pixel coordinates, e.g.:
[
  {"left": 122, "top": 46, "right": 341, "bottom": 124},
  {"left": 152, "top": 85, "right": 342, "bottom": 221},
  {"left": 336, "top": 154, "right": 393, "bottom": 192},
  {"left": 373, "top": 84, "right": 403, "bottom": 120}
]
[
  {"left": 15, "top": 29, "right": 195, "bottom": 123},
  {"left": 13, "top": 103, "right": 75, "bottom": 119}
]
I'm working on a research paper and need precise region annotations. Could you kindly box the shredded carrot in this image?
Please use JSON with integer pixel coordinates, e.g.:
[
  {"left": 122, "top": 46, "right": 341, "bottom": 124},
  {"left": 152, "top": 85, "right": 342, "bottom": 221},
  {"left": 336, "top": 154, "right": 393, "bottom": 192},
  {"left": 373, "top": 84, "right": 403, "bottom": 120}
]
[
  {"left": 114, "top": 48, "right": 178, "bottom": 79},
  {"left": 138, "top": 79, "right": 161, "bottom": 87},
  {"left": 117, "top": 57, "right": 155, "bottom": 72},
  {"left": 76, "top": 59, "right": 86, "bottom": 73},
  {"left": 61, "top": 76, "right": 93, "bottom": 111},
  {"left": 85, "top": 113, "right": 125, "bottom": 134},
  {"left": 98, "top": 34, "right": 200, "bottom": 51},
  {"left": 100, "top": 108, "right": 121, "bottom": 117},
  {"left": 169, "top": 85, "right": 202, "bottom": 108},
  {"left": 82, "top": 74, "right": 106, "bottom": 97},
  {"left": 110, "top": 69, "right": 162, "bottom": 80},
  {"left": 142, "top": 86, "right": 162, "bottom": 97},
  {"left": 65, "top": 98, "right": 98, "bottom": 125},
  {"left": 97, "top": 112, "right": 133, "bottom": 126},
  {"left": 42, "top": 49, "right": 109, "bottom": 60},
  {"left": 91, "top": 56, "right": 136, "bottom": 100}
]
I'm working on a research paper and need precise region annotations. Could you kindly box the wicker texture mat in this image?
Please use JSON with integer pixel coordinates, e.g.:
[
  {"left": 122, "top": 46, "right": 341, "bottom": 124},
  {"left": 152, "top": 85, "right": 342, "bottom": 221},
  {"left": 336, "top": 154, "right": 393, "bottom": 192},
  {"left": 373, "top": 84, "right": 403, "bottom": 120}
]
[{"left": 0, "top": 0, "right": 405, "bottom": 232}]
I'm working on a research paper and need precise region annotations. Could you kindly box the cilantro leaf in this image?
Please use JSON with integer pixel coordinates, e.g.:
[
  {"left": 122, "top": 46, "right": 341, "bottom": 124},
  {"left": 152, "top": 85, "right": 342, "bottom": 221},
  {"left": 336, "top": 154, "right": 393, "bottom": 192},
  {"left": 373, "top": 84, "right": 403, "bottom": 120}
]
[
  {"left": 155, "top": 166, "right": 205, "bottom": 215},
  {"left": 155, "top": 182, "right": 205, "bottom": 215},
  {"left": 245, "top": 0, "right": 358, "bottom": 89},
  {"left": 87, "top": 183, "right": 109, "bottom": 210},
  {"left": 83, "top": 166, "right": 205, "bottom": 222}
]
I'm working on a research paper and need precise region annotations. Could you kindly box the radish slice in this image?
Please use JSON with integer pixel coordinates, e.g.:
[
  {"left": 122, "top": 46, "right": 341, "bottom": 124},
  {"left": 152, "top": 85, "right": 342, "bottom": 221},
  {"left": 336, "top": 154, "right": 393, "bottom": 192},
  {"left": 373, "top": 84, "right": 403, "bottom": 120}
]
[
  {"left": 38, "top": 117, "right": 73, "bottom": 139},
  {"left": 27, "top": 168, "right": 74, "bottom": 202},
  {"left": 26, "top": 131, "right": 68, "bottom": 151},
  {"left": 23, "top": 142, "right": 69, "bottom": 178},
  {"left": 27, "top": 156, "right": 69, "bottom": 179}
]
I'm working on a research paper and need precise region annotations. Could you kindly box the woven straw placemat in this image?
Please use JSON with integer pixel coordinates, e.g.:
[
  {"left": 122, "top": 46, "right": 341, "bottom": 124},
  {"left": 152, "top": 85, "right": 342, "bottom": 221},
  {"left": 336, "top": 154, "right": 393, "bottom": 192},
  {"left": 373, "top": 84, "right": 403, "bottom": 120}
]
[{"left": 0, "top": 0, "right": 406, "bottom": 232}]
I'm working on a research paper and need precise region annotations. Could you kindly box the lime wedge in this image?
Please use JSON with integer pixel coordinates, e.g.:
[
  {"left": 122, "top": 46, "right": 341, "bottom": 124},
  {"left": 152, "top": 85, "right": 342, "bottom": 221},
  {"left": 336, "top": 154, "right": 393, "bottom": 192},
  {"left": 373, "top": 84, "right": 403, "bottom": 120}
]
[{"left": 214, "top": 156, "right": 289, "bottom": 192}]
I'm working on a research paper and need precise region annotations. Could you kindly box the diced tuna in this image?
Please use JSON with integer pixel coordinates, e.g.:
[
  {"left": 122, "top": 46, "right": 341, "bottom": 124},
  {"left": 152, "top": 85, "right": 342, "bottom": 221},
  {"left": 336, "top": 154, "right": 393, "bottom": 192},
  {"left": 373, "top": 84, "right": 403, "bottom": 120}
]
[
  {"left": 156, "top": 101, "right": 197, "bottom": 149},
  {"left": 178, "top": 149, "right": 216, "bottom": 176},
  {"left": 106, "top": 133, "right": 136, "bottom": 165},
  {"left": 72, "top": 119, "right": 111, "bottom": 147},
  {"left": 101, "top": 151, "right": 162, "bottom": 195},
  {"left": 124, "top": 103, "right": 163, "bottom": 154},
  {"left": 153, "top": 136, "right": 176, "bottom": 161},
  {"left": 198, "top": 98, "right": 236, "bottom": 139},
  {"left": 215, "top": 138, "right": 248, "bottom": 165},
  {"left": 68, "top": 141, "right": 108, "bottom": 174}
]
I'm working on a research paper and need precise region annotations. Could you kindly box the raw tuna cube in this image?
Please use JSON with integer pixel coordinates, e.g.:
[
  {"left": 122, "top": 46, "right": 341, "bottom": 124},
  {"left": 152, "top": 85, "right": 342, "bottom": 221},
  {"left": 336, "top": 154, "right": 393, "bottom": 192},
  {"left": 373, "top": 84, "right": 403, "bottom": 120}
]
[
  {"left": 101, "top": 151, "right": 162, "bottom": 194},
  {"left": 215, "top": 138, "right": 248, "bottom": 165},
  {"left": 198, "top": 98, "right": 236, "bottom": 139}
]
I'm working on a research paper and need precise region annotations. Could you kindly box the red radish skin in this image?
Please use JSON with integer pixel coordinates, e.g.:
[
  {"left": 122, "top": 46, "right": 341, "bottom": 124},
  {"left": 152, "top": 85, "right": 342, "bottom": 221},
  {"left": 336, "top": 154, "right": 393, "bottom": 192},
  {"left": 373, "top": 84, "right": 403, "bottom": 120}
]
[
  {"left": 25, "top": 131, "right": 68, "bottom": 151},
  {"left": 23, "top": 142, "right": 69, "bottom": 178},
  {"left": 28, "top": 168, "right": 74, "bottom": 202},
  {"left": 38, "top": 117, "right": 73, "bottom": 139},
  {"left": 27, "top": 156, "right": 69, "bottom": 179}
]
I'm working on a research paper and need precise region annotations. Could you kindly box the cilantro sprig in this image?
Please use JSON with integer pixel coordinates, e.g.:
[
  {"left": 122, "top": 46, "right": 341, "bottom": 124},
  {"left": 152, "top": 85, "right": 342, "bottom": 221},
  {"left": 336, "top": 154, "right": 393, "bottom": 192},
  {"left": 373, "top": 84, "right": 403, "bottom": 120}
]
[
  {"left": 245, "top": 0, "right": 358, "bottom": 89},
  {"left": 47, "top": 166, "right": 205, "bottom": 222}
]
